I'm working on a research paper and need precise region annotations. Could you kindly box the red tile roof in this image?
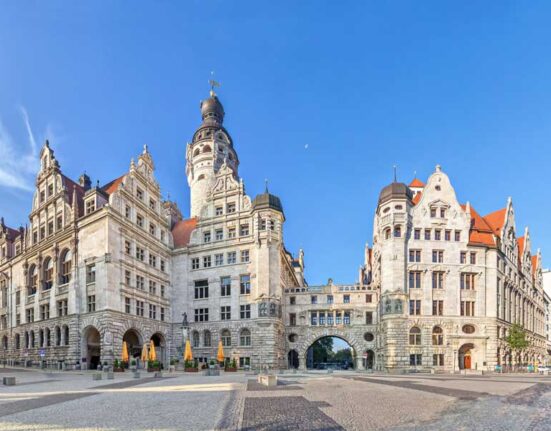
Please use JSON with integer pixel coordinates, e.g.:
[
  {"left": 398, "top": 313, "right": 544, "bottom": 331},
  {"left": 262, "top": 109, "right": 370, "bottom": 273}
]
[
  {"left": 483, "top": 208, "right": 506, "bottom": 237},
  {"left": 409, "top": 178, "right": 425, "bottom": 188},
  {"left": 412, "top": 192, "right": 422, "bottom": 205},
  {"left": 102, "top": 175, "right": 125, "bottom": 196},
  {"left": 172, "top": 218, "right": 197, "bottom": 248},
  {"left": 517, "top": 236, "right": 525, "bottom": 256},
  {"left": 461, "top": 204, "right": 497, "bottom": 247}
]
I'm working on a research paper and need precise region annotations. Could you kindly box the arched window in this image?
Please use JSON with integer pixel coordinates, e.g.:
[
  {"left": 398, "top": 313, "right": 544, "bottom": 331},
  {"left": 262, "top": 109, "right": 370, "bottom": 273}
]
[
  {"left": 15, "top": 333, "right": 20, "bottom": 349},
  {"left": 393, "top": 226, "right": 402, "bottom": 238},
  {"left": 203, "top": 330, "right": 211, "bottom": 347},
  {"left": 197, "top": 174, "right": 205, "bottom": 181},
  {"left": 30, "top": 330, "right": 35, "bottom": 348},
  {"left": 384, "top": 228, "right": 391, "bottom": 240},
  {"left": 39, "top": 329, "right": 44, "bottom": 347},
  {"left": 60, "top": 250, "right": 72, "bottom": 284},
  {"left": 202, "top": 145, "right": 212, "bottom": 153},
  {"left": 45, "top": 328, "right": 51, "bottom": 347},
  {"left": 43, "top": 258, "right": 53, "bottom": 290},
  {"left": 63, "top": 325, "right": 69, "bottom": 346},
  {"left": 409, "top": 327, "right": 421, "bottom": 345},
  {"left": 221, "top": 329, "right": 231, "bottom": 347},
  {"left": 2, "top": 335, "right": 8, "bottom": 350},
  {"left": 28, "top": 264, "right": 38, "bottom": 295},
  {"left": 228, "top": 153, "right": 234, "bottom": 161},
  {"left": 193, "top": 148, "right": 200, "bottom": 157},
  {"left": 55, "top": 326, "right": 61, "bottom": 346},
  {"left": 239, "top": 329, "right": 251, "bottom": 346},
  {"left": 192, "top": 331, "right": 200, "bottom": 348},
  {"left": 432, "top": 326, "right": 443, "bottom": 345}
]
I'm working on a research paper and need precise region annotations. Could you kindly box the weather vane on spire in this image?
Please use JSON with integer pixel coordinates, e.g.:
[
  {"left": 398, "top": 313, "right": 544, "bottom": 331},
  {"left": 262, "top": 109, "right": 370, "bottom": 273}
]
[
  {"left": 209, "top": 71, "right": 220, "bottom": 96},
  {"left": 393, "top": 165, "right": 398, "bottom": 182}
]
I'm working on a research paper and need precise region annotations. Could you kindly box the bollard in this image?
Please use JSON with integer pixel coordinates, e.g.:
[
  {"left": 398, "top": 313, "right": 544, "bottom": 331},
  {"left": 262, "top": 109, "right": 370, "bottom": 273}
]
[{"left": 3, "top": 376, "right": 16, "bottom": 386}]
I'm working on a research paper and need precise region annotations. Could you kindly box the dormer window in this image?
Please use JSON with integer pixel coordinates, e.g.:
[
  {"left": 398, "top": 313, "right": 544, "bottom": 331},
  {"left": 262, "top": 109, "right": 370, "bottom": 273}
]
[
  {"left": 440, "top": 208, "right": 446, "bottom": 218},
  {"left": 40, "top": 190, "right": 45, "bottom": 203},
  {"left": 384, "top": 228, "right": 391, "bottom": 240},
  {"left": 227, "top": 202, "right": 236, "bottom": 214},
  {"left": 85, "top": 199, "right": 96, "bottom": 215},
  {"left": 430, "top": 208, "right": 436, "bottom": 217},
  {"left": 136, "top": 187, "right": 144, "bottom": 201},
  {"left": 48, "top": 184, "right": 54, "bottom": 196}
]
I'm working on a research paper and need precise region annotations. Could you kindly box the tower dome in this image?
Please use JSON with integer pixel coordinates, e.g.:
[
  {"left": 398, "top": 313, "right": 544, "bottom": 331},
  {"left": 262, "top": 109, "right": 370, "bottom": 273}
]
[{"left": 200, "top": 90, "right": 225, "bottom": 125}]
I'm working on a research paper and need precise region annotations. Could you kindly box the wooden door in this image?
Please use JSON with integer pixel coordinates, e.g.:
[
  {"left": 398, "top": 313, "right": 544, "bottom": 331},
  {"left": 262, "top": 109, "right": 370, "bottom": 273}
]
[{"left": 464, "top": 354, "right": 471, "bottom": 369}]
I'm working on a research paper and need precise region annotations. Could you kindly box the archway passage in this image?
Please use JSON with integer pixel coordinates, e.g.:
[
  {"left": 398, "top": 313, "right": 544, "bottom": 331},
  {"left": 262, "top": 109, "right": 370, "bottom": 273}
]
[
  {"left": 82, "top": 326, "right": 101, "bottom": 370},
  {"left": 459, "top": 343, "right": 474, "bottom": 370},
  {"left": 363, "top": 349, "right": 375, "bottom": 370},
  {"left": 288, "top": 349, "right": 299, "bottom": 369},
  {"left": 306, "top": 336, "right": 355, "bottom": 370},
  {"left": 123, "top": 329, "right": 143, "bottom": 360},
  {"left": 150, "top": 333, "right": 166, "bottom": 366}
]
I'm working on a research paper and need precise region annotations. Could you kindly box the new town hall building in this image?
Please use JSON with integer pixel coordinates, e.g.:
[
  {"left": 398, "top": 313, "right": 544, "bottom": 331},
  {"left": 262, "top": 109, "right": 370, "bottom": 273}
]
[{"left": 1, "top": 89, "right": 549, "bottom": 372}]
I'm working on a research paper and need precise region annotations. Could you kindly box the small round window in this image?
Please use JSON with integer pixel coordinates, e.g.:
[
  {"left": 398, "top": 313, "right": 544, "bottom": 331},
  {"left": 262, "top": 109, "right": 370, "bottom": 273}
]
[
  {"left": 383, "top": 207, "right": 390, "bottom": 214},
  {"left": 364, "top": 332, "right": 374, "bottom": 342},
  {"left": 462, "top": 325, "right": 475, "bottom": 334},
  {"left": 435, "top": 185, "right": 441, "bottom": 191}
]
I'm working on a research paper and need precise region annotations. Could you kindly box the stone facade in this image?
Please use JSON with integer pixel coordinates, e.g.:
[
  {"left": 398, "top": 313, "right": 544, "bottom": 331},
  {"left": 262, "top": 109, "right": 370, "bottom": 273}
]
[{"left": 0, "top": 88, "right": 548, "bottom": 372}]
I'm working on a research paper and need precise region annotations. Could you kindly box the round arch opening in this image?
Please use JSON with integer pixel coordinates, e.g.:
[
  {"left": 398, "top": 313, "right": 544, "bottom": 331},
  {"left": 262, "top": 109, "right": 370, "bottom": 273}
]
[
  {"left": 458, "top": 343, "right": 475, "bottom": 370},
  {"left": 82, "top": 326, "right": 101, "bottom": 370},
  {"left": 306, "top": 336, "right": 355, "bottom": 370},
  {"left": 150, "top": 332, "right": 166, "bottom": 366},
  {"left": 123, "top": 329, "right": 143, "bottom": 361}
]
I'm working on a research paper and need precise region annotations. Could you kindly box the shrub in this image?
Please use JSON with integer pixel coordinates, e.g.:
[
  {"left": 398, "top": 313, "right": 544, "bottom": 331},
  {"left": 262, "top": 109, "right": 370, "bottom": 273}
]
[
  {"left": 131, "top": 359, "right": 136, "bottom": 366},
  {"left": 113, "top": 359, "right": 119, "bottom": 368}
]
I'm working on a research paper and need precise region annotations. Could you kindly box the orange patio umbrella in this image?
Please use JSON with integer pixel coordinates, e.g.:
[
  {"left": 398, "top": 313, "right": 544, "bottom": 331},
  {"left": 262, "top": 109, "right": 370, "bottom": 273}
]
[
  {"left": 149, "top": 341, "right": 157, "bottom": 361},
  {"left": 216, "top": 340, "right": 225, "bottom": 363},
  {"left": 141, "top": 343, "right": 149, "bottom": 362},
  {"left": 183, "top": 339, "right": 193, "bottom": 362},
  {"left": 122, "top": 341, "right": 129, "bottom": 363}
]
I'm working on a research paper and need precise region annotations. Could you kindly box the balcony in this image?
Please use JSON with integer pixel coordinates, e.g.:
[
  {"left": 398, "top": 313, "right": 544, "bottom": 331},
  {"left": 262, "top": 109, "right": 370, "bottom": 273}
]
[
  {"left": 56, "top": 284, "right": 68, "bottom": 295},
  {"left": 40, "top": 290, "right": 51, "bottom": 300},
  {"left": 26, "top": 294, "right": 36, "bottom": 305}
]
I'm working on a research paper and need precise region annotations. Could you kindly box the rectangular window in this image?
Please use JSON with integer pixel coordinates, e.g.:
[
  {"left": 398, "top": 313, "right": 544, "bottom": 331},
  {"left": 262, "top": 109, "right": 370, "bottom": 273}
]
[
  {"left": 424, "top": 229, "right": 431, "bottom": 240},
  {"left": 85, "top": 199, "right": 95, "bottom": 214},
  {"left": 26, "top": 307, "right": 34, "bottom": 323},
  {"left": 241, "top": 250, "right": 250, "bottom": 263},
  {"left": 461, "top": 301, "right": 475, "bottom": 316},
  {"left": 149, "top": 281, "right": 157, "bottom": 295},
  {"left": 470, "top": 252, "right": 477, "bottom": 265},
  {"left": 414, "top": 229, "right": 421, "bottom": 240},
  {"left": 149, "top": 223, "right": 156, "bottom": 236},
  {"left": 433, "top": 353, "right": 445, "bottom": 366},
  {"left": 311, "top": 295, "right": 318, "bottom": 304},
  {"left": 192, "top": 258, "right": 200, "bottom": 270},
  {"left": 57, "top": 300, "right": 68, "bottom": 316},
  {"left": 228, "top": 227, "right": 236, "bottom": 239},
  {"left": 289, "top": 313, "right": 296, "bottom": 326},
  {"left": 215, "top": 254, "right": 224, "bottom": 266},
  {"left": 319, "top": 312, "right": 326, "bottom": 325},
  {"left": 125, "top": 205, "right": 131, "bottom": 218},
  {"left": 215, "top": 206, "right": 223, "bottom": 216},
  {"left": 239, "top": 357, "right": 251, "bottom": 368},
  {"left": 47, "top": 220, "right": 54, "bottom": 236},
  {"left": 454, "top": 230, "right": 461, "bottom": 241},
  {"left": 327, "top": 313, "right": 334, "bottom": 325},
  {"left": 432, "top": 300, "right": 443, "bottom": 316},
  {"left": 160, "top": 259, "right": 166, "bottom": 272},
  {"left": 149, "top": 198, "right": 156, "bottom": 210},
  {"left": 445, "top": 230, "right": 451, "bottom": 241},
  {"left": 203, "top": 231, "right": 211, "bottom": 243},
  {"left": 343, "top": 311, "right": 351, "bottom": 325},
  {"left": 432, "top": 271, "right": 444, "bottom": 289},
  {"left": 366, "top": 311, "right": 373, "bottom": 324},
  {"left": 434, "top": 229, "right": 441, "bottom": 241},
  {"left": 136, "top": 214, "right": 144, "bottom": 228},
  {"left": 289, "top": 296, "right": 296, "bottom": 305},
  {"left": 136, "top": 301, "right": 144, "bottom": 316},
  {"left": 409, "top": 299, "right": 421, "bottom": 315},
  {"left": 149, "top": 304, "right": 157, "bottom": 319},
  {"left": 221, "top": 276, "right": 231, "bottom": 296},
  {"left": 160, "top": 285, "right": 165, "bottom": 298},
  {"left": 194, "top": 280, "right": 209, "bottom": 299},
  {"left": 194, "top": 308, "right": 209, "bottom": 322},
  {"left": 125, "top": 270, "right": 132, "bottom": 285},
  {"left": 215, "top": 229, "right": 223, "bottom": 241},
  {"left": 240, "top": 274, "right": 251, "bottom": 295},
  {"left": 227, "top": 252, "right": 236, "bottom": 264},
  {"left": 440, "top": 208, "right": 446, "bottom": 218},
  {"left": 460, "top": 252, "right": 467, "bottom": 264},
  {"left": 160, "top": 307, "right": 165, "bottom": 321},
  {"left": 203, "top": 255, "right": 212, "bottom": 267},
  {"left": 343, "top": 294, "right": 350, "bottom": 304},
  {"left": 149, "top": 254, "right": 157, "bottom": 267},
  {"left": 125, "top": 240, "right": 132, "bottom": 255},
  {"left": 409, "top": 271, "right": 422, "bottom": 289},
  {"left": 87, "top": 295, "right": 96, "bottom": 312},
  {"left": 409, "top": 250, "right": 421, "bottom": 262},
  {"left": 40, "top": 304, "right": 50, "bottom": 320},
  {"left": 240, "top": 224, "right": 249, "bottom": 236},
  {"left": 86, "top": 264, "right": 96, "bottom": 283},
  {"left": 432, "top": 250, "right": 444, "bottom": 263},
  {"left": 136, "top": 275, "right": 145, "bottom": 290},
  {"left": 365, "top": 294, "right": 373, "bottom": 303},
  {"left": 327, "top": 295, "right": 334, "bottom": 304},
  {"left": 221, "top": 305, "right": 231, "bottom": 320},
  {"left": 125, "top": 297, "right": 131, "bottom": 313},
  {"left": 57, "top": 215, "right": 63, "bottom": 230},
  {"left": 240, "top": 304, "right": 251, "bottom": 319},
  {"left": 460, "top": 273, "right": 476, "bottom": 290},
  {"left": 136, "top": 187, "right": 143, "bottom": 200},
  {"left": 136, "top": 247, "right": 145, "bottom": 261},
  {"left": 410, "top": 354, "right": 422, "bottom": 366},
  {"left": 227, "top": 202, "right": 236, "bottom": 214},
  {"left": 311, "top": 313, "right": 318, "bottom": 325}
]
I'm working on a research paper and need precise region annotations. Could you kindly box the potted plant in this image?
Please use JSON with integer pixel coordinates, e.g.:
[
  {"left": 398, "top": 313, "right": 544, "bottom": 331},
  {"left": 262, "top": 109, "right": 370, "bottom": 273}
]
[
  {"left": 147, "top": 360, "right": 161, "bottom": 372},
  {"left": 184, "top": 359, "right": 198, "bottom": 372},
  {"left": 225, "top": 358, "right": 237, "bottom": 372},
  {"left": 113, "top": 359, "right": 125, "bottom": 372},
  {"left": 130, "top": 359, "right": 137, "bottom": 371},
  {"left": 209, "top": 359, "right": 216, "bottom": 369}
]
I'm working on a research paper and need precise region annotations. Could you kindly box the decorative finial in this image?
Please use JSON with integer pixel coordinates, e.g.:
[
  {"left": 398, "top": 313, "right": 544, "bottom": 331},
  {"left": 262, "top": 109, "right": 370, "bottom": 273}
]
[
  {"left": 209, "top": 71, "right": 220, "bottom": 97},
  {"left": 143, "top": 144, "right": 148, "bottom": 154},
  {"left": 435, "top": 164, "right": 442, "bottom": 172},
  {"left": 264, "top": 178, "right": 269, "bottom": 193},
  {"left": 393, "top": 165, "right": 397, "bottom": 183},
  {"left": 413, "top": 170, "right": 417, "bottom": 179}
]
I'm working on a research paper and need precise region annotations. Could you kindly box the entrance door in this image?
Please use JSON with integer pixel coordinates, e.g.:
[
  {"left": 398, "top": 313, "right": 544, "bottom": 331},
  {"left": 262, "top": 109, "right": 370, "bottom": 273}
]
[{"left": 464, "top": 354, "right": 471, "bottom": 369}]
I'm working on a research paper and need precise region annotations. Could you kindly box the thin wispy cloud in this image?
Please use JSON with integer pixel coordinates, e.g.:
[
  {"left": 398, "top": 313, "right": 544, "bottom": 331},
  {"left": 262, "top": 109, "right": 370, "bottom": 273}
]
[{"left": 0, "top": 107, "right": 41, "bottom": 192}]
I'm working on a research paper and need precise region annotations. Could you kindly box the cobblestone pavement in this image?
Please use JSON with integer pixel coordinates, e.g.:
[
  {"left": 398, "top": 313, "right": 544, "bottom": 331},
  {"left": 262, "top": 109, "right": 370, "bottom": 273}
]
[{"left": 0, "top": 368, "right": 549, "bottom": 430}]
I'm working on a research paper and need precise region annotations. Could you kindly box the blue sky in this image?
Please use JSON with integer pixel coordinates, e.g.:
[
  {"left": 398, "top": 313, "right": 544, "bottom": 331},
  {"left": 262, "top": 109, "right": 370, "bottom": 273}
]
[{"left": 1, "top": 1, "right": 550, "bottom": 283}]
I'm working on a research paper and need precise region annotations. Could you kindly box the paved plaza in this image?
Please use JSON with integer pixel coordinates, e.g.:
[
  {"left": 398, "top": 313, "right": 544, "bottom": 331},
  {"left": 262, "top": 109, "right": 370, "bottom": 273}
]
[{"left": 0, "top": 367, "right": 550, "bottom": 431}]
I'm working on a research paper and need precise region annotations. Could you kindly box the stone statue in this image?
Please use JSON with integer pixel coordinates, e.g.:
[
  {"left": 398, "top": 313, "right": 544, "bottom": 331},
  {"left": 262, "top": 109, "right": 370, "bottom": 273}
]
[{"left": 182, "top": 313, "right": 188, "bottom": 327}]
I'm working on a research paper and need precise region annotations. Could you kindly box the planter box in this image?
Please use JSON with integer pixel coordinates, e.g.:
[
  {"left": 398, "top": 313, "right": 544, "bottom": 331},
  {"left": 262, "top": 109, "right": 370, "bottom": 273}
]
[
  {"left": 147, "top": 367, "right": 161, "bottom": 373},
  {"left": 3, "top": 376, "right": 16, "bottom": 386},
  {"left": 184, "top": 368, "right": 199, "bottom": 372},
  {"left": 224, "top": 367, "right": 237, "bottom": 372},
  {"left": 92, "top": 373, "right": 102, "bottom": 381},
  {"left": 258, "top": 374, "right": 277, "bottom": 387},
  {"left": 114, "top": 368, "right": 125, "bottom": 373}
]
